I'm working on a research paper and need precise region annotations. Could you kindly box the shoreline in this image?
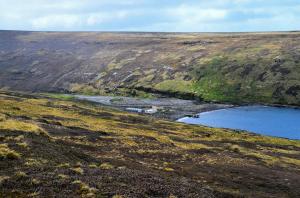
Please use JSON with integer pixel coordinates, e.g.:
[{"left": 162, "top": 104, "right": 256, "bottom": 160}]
[
  {"left": 72, "top": 94, "right": 300, "bottom": 121},
  {"left": 73, "top": 94, "right": 235, "bottom": 120},
  {"left": 76, "top": 95, "right": 300, "bottom": 140},
  {"left": 4, "top": 90, "right": 300, "bottom": 140}
]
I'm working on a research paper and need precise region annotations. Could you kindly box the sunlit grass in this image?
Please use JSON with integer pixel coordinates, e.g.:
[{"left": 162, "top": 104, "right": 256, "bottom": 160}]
[
  {"left": 0, "top": 144, "right": 21, "bottom": 159},
  {"left": 0, "top": 91, "right": 300, "bottom": 171},
  {"left": 0, "top": 119, "right": 48, "bottom": 136}
]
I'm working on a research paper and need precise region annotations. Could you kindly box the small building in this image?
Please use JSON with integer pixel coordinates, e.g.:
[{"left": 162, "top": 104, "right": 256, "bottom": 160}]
[
  {"left": 126, "top": 108, "right": 143, "bottom": 113},
  {"left": 192, "top": 114, "right": 200, "bottom": 118},
  {"left": 145, "top": 106, "right": 158, "bottom": 114}
]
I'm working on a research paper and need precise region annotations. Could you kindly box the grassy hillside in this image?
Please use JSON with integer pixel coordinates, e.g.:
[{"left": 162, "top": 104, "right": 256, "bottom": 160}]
[
  {"left": 0, "top": 91, "right": 300, "bottom": 197},
  {"left": 0, "top": 31, "right": 300, "bottom": 105}
]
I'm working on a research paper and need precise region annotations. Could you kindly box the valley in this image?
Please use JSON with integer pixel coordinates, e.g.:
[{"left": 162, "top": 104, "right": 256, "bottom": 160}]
[
  {"left": 1, "top": 91, "right": 300, "bottom": 197},
  {"left": 0, "top": 31, "right": 300, "bottom": 106},
  {"left": 1, "top": 31, "right": 300, "bottom": 198}
]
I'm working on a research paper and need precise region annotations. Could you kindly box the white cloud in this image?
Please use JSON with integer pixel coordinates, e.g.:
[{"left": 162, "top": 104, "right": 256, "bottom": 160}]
[
  {"left": 0, "top": 0, "right": 299, "bottom": 31},
  {"left": 87, "top": 11, "right": 129, "bottom": 26},
  {"left": 174, "top": 5, "right": 227, "bottom": 21},
  {"left": 30, "top": 10, "right": 133, "bottom": 29},
  {"left": 159, "top": 4, "right": 228, "bottom": 32},
  {"left": 31, "top": 14, "right": 81, "bottom": 29}
]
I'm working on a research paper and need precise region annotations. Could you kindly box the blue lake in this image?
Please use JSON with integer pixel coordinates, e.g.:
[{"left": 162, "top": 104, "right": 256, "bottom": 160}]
[{"left": 178, "top": 105, "right": 300, "bottom": 140}]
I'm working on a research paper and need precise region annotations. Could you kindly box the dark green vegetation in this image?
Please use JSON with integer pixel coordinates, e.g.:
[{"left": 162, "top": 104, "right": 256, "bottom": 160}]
[
  {"left": 1, "top": 91, "right": 300, "bottom": 197},
  {"left": 0, "top": 31, "right": 300, "bottom": 105}
]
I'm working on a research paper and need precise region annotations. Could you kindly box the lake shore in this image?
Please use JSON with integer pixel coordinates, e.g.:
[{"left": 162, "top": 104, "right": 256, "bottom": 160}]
[
  {"left": 73, "top": 95, "right": 300, "bottom": 121},
  {"left": 73, "top": 95, "right": 235, "bottom": 120},
  {"left": 178, "top": 105, "right": 300, "bottom": 140},
  {"left": 2, "top": 90, "right": 300, "bottom": 198}
]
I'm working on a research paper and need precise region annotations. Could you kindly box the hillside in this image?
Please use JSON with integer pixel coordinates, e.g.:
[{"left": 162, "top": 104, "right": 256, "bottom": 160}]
[
  {"left": 0, "top": 31, "right": 300, "bottom": 105},
  {"left": 0, "top": 91, "right": 300, "bottom": 197}
]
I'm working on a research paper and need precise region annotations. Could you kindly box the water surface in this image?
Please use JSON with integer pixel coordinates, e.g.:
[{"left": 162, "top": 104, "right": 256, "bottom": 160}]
[{"left": 178, "top": 105, "right": 300, "bottom": 140}]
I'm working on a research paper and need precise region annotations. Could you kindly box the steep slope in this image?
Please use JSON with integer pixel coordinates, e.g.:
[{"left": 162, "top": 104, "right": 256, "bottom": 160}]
[
  {"left": 0, "top": 91, "right": 300, "bottom": 197},
  {"left": 0, "top": 31, "right": 300, "bottom": 105}
]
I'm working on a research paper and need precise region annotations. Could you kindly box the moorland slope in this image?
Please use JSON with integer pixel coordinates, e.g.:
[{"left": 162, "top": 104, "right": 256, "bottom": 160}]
[
  {"left": 0, "top": 31, "right": 300, "bottom": 105},
  {"left": 0, "top": 91, "right": 300, "bottom": 197}
]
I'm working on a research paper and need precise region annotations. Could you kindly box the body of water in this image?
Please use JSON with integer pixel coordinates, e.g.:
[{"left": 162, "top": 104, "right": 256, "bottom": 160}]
[{"left": 178, "top": 105, "right": 300, "bottom": 140}]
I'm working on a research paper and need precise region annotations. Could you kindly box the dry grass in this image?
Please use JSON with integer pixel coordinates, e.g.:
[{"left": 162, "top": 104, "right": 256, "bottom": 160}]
[
  {"left": 99, "top": 163, "right": 114, "bottom": 170},
  {"left": 15, "top": 171, "right": 27, "bottom": 178},
  {"left": 112, "top": 195, "right": 123, "bottom": 198},
  {"left": 16, "top": 142, "right": 28, "bottom": 148},
  {"left": 0, "top": 144, "right": 21, "bottom": 159},
  {"left": 0, "top": 176, "right": 10, "bottom": 184},
  {"left": 164, "top": 167, "right": 175, "bottom": 172},
  {"left": 72, "top": 180, "right": 97, "bottom": 197},
  {"left": 57, "top": 174, "right": 69, "bottom": 180},
  {"left": 0, "top": 92, "right": 300, "bottom": 197},
  {"left": 57, "top": 163, "right": 70, "bottom": 168},
  {"left": 70, "top": 167, "right": 84, "bottom": 175},
  {"left": 24, "top": 158, "right": 48, "bottom": 167},
  {"left": 0, "top": 119, "right": 48, "bottom": 136}
]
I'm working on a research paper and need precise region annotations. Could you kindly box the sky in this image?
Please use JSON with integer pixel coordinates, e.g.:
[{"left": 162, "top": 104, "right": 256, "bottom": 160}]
[{"left": 0, "top": 0, "right": 299, "bottom": 32}]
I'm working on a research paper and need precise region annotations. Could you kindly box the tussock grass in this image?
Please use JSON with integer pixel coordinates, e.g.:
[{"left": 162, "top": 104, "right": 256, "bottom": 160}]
[
  {"left": 0, "top": 113, "right": 6, "bottom": 121},
  {"left": 99, "top": 162, "right": 114, "bottom": 170},
  {"left": 71, "top": 167, "right": 84, "bottom": 175},
  {"left": 281, "top": 157, "right": 300, "bottom": 167},
  {"left": 174, "top": 142, "right": 211, "bottom": 150},
  {"left": 24, "top": 158, "right": 48, "bottom": 167},
  {"left": 15, "top": 171, "right": 27, "bottom": 178},
  {"left": 30, "top": 178, "right": 40, "bottom": 185},
  {"left": 16, "top": 142, "right": 28, "bottom": 148},
  {"left": 1, "top": 91, "right": 300, "bottom": 197},
  {"left": 57, "top": 163, "right": 70, "bottom": 168},
  {"left": 0, "top": 119, "right": 48, "bottom": 136},
  {"left": 164, "top": 167, "right": 175, "bottom": 172},
  {"left": 72, "top": 180, "right": 97, "bottom": 197},
  {"left": 57, "top": 174, "right": 69, "bottom": 180},
  {"left": 0, "top": 144, "right": 21, "bottom": 159},
  {"left": 0, "top": 176, "right": 10, "bottom": 184},
  {"left": 1, "top": 91, "right": 299, "bottom": 171},
  {"left": 112, "top": 195, "right": 124, "bottom": 198},
  {"left": 225, "top": 144, "right": 243, "bottom": 153},
  {"left": 121, "top": 137, "right": 138, "bottom": 146},
  {"left": 88, "top": 163, "right": 98, "bottom": 168}
]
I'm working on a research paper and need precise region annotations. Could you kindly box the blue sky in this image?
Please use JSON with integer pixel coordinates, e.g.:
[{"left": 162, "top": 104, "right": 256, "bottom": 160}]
[{"left": 0, "top": 0, "right": 299, "bottom": 32}]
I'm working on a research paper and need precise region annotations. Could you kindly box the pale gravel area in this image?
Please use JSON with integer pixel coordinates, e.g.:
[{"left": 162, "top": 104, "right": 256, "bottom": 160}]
[{"left": 74, "top": 95, "right": 234, "bottom": 120}]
